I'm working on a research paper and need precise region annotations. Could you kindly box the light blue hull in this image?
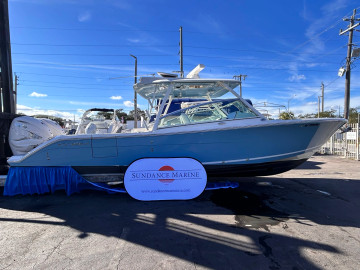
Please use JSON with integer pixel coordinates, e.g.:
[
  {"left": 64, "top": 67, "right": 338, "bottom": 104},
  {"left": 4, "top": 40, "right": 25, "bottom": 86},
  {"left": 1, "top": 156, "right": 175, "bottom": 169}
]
[{"left": 8, "top": 119, "right": 346, "bottom": 176}]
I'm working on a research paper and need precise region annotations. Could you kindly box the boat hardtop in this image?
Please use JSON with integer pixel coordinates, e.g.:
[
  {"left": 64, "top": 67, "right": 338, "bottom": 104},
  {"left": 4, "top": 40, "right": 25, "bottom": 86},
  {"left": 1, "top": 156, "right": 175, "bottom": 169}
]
[{"left": 134, "top": 77, "right": 240, "bottom": 99}]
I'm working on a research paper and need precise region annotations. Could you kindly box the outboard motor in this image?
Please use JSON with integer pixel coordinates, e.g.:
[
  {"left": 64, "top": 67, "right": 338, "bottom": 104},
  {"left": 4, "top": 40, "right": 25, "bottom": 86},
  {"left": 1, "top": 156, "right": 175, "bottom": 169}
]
[{"left": 9, "top": 116, "right": 65, "bottom": 156}]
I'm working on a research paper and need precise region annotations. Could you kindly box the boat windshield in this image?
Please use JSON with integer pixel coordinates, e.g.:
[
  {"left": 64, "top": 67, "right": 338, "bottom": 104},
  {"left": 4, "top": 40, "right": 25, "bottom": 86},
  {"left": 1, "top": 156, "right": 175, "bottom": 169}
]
[{"left": 158, "top": 99, "right": 258, "bottom": 128}]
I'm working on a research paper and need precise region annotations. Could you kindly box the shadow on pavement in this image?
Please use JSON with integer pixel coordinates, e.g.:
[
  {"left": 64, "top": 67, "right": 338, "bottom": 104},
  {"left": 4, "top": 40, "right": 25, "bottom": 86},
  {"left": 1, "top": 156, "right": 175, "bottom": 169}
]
[
  {"left": 288, "top": 159, "right": 324, "bottom": 170},
  {"left": 2, "top": 171, "right": 358, "bottom": 269}
]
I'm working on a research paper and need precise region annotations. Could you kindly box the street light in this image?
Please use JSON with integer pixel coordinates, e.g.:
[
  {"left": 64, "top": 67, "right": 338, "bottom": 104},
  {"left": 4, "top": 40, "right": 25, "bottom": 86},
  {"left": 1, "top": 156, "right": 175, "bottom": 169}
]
[{"left": 130, "top": 54, "right": 138, "bottom": 128}]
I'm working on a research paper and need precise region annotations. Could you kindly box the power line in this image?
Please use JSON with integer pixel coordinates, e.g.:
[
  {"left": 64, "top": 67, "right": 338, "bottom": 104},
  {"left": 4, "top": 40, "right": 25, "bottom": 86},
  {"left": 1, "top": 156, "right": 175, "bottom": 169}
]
[
  {"left": 21, "top": 79, "right": 133, "bottom": 86},
  {"left": 22, "top": 78, "right": 334, "bottom": 86},
  {"left": 186, "top": 45, "right": 344, "bottom": 56},
  {"left": 186, "top": 65, "right": 339, "bottom": 72},
  {"left": 19, "top": 83, "right": 355, "bottom": 92},
  {"left": 324, "top": 77, "right": 341, "bottom": 88},
  {"left": 12, "top": 51, "right": 343, "bottom": 64},
  {"left": 11, "top": 26, "right": 178, "bottom": 33},
  {"left": 14, "top": 71, "right": 353, "bottom": 86},
  {"left": 12, "top": 52, "right": 177, "bottom": 57},
  {"left": 9, "top": 42, "right": 345, "bottom": 56},
  {"left": 18, "top": 93, "right": 132, "bottom": 97},
  {"left": 8, "top": 25, "right": 345, "bottom": 41},
  {"left": 285, "top": 9, "right": 353, "bottom": 54},
  {"left": 18, "top": 108, "right": 133, "bottom": 112},
  {"left": 15, "top": 71, "right": 132, "bottom": 79},
  {"left": 10, "top": 42, "right": 177, "bottom": 48},
  {"left": 183, "top": 54, "right": 341, "bottom": 64},
  {"left": 14, "top": 62, "right": 177, "bottom": 66},
  {"left": 18, "top": 108, "right": 86, "bottom": 112},
  {"left": 13, "top": 62, "right": 341, "bottom": 72},
  {"left": 19, "top": 84, "right": 131, "bottom": 90}
]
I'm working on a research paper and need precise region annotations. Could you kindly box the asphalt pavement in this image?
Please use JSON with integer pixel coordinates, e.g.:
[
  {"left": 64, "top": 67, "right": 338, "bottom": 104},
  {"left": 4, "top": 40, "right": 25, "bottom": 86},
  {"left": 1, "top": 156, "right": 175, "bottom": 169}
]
[{"left": 0, "top": 154, "right": 359, "bottom": 270}]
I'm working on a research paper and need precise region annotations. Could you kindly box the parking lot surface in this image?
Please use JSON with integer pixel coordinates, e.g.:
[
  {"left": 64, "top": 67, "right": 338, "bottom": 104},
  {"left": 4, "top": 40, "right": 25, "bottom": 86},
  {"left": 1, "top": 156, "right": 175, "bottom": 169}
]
[{"left": 0, "top": 155, "right": 360, "bottom": 270}]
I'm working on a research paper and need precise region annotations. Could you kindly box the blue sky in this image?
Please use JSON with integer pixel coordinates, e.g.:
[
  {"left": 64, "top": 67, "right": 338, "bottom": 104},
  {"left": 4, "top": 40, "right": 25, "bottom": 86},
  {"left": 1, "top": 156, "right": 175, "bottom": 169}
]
[{"left": 8, "top": 0, "right": 360, "bottom": 120}]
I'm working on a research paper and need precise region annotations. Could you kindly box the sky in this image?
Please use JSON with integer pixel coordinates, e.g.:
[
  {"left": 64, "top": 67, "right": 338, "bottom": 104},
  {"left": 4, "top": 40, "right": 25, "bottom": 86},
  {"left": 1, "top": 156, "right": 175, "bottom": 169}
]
[{"left": 8, "top": 0, "right": 360, "bottom": 121}]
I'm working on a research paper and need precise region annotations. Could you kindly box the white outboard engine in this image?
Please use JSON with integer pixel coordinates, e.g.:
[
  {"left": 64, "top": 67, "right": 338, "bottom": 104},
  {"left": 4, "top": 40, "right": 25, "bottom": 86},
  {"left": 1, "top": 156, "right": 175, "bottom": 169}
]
[{"left": 9, "top": 116, "right": 65, "bottom": 156}]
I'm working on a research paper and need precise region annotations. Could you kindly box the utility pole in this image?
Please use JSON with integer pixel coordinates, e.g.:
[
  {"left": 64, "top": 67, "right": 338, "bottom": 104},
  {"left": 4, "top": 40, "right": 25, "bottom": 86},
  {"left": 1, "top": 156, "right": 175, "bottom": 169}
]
[
  {"left": 321, "top": 82, "right": 324, "bottom": 113},
  {"left": 233, "top": 75, "right": 247, "bottom": 97},
  {"left": 287, "top": 94, "right": 296, "bottom": 113},
  {"left": 14, "top": 73, "right": 18, "bottom": 113},
  {"left": 0, "top": 0, "right": 15, "bottom": 113},
  {"left": 179, "top": 26, "right": 184, "bottom": 78},
  {"left": 130, "top": 54, "right": 138, "bottom": 128},
  {"left": 339, "top": 9, "right": 360, "bottom": 119}
]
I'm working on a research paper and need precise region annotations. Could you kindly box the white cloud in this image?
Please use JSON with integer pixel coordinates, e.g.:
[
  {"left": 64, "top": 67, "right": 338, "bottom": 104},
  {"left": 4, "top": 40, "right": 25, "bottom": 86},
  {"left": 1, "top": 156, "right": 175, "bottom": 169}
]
[
  {"left": 190, "top": 13, "right": 226, "bottom": 38},
  {"left": 110, "top": 96, "right": 123, "bottom": 100},
  {"left": 127, "top": 38, "right": 140, "bottom": 43},
  {"left": 123, "top": 100, "right": 134, "bottom": 107},
  {"left": 69, "top": 101, "right": 122, "bottom": 107},
  {"left": 284, "top": 0, "right": 348, "bottom": 85},
  {"left": 288, "top": 95, "right": 360, "bottom": 116},
  {"left": 29, "top": 91, "right": 47, "bottom": 97},
  {"left": 288, "top": 74, "right": 306, "bottom": 82},
  {"left": 112, "top": 1, "right": 131, "bottom": 10},
  {"left": 78, "top": 11, "right": 91, "bottom": 22},
  {"left": 17, "top": 104, "right": 80, "bottom": 120}
]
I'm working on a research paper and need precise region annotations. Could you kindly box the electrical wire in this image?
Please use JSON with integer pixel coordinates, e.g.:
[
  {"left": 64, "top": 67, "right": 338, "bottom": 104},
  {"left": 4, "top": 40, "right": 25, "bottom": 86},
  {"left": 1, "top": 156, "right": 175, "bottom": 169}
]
[
  {"left": 15, "top": 71, "right": 129, "bottom": 79},
  {"left": 20, "top": 79, "right": 132, "bottom": 86},
  {"left": 12, "top": 52, "right": 177, "bottom": 57},
  {"left": 11, "top": 26, "right": 178, "bottom": 33},
  {"left": 185, "top": 45, "right": 344, "bottom": 56},
  {"left": 12, "top": 52, "right": 343, "bottom": 64},
  {"left": 10, "top": 42, "right": 177, "bottom": 48},
  {"left": 19, "top": 84, "right": 131, "bottom": 90},
  {"left": 13, "top": 62, "right": 341, "bottom": 72},
  {"left": 9, "top": 43, "right": 346, "bottom": 56},
  {"left": 14, "top": 62, "right": 177, "bottom": 66},
  {"left": 285, "top": 12, "right": 349, "bottom": 54}
]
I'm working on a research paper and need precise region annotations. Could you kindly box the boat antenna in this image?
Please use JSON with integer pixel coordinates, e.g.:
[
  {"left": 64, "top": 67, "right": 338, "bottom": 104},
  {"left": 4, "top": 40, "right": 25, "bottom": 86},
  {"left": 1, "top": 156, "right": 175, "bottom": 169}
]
[
  {"left": 130, "top": 54, "right": 138, "bottom": 128},
  {"left": 179, "top": 26, "right": 184, "bottom": 78}
]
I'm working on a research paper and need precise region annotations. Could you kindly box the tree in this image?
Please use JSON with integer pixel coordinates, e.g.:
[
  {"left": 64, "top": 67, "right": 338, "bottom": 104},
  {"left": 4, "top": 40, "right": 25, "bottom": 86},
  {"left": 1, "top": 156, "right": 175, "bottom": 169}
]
[
  {"left": 97, "top": 109, "right": 134, "bottom": 123},
  {"left": 349, "top": 107, "right": 360, "bottom": 123},
  {"left": 128, "top": 109, "right": 146, "bottom": 119},
  {"left": 318, "top": 109, "right": 336, "bottom": 118},
  {"left": 33, "top": 114, "right": 65, "bottom": 126},
  {"left": 115, "top": 109, "right": 129, "bottom": 123},
  {"left": 279, "top": 111, "right": 294, "bottom": 120},
  {"left": 97, "top": 111, "right": 113, "bottom": 120},
  {"left": 298, "top": 109, "right": 337, "bottom": 119},
  {"left": 297, "top": 113, "right": 314, "bottom": 119}
]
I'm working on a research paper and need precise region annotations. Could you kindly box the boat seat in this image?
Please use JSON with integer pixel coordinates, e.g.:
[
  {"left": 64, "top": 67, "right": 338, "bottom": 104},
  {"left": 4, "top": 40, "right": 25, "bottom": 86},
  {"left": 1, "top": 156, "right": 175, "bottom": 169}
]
[
  {"left": 85, "top": 123, "right": 97, "bottom": 134},
  {"left": 180, "top": 113, "right": 190, "bottom": 124}
]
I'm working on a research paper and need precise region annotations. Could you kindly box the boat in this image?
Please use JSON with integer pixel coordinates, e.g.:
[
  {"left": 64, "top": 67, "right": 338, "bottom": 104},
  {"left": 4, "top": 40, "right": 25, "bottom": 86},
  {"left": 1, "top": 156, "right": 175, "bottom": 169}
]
[{"left": 7, "top": 65, "right": 346, "bottom": 180}]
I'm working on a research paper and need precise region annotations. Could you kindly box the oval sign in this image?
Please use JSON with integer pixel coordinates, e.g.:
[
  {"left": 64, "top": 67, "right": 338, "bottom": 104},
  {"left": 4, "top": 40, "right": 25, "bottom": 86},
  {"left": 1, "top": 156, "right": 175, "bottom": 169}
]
[{"left": 124, "top": 158, "right": 207, "bottom": 201}]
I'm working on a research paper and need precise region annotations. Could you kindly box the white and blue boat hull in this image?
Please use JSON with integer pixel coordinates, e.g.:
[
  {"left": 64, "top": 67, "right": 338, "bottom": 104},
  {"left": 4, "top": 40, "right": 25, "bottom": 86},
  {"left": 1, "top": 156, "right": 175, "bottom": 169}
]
[{"left": 8, "top": 118, "right": 346, "bottom": 177}]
